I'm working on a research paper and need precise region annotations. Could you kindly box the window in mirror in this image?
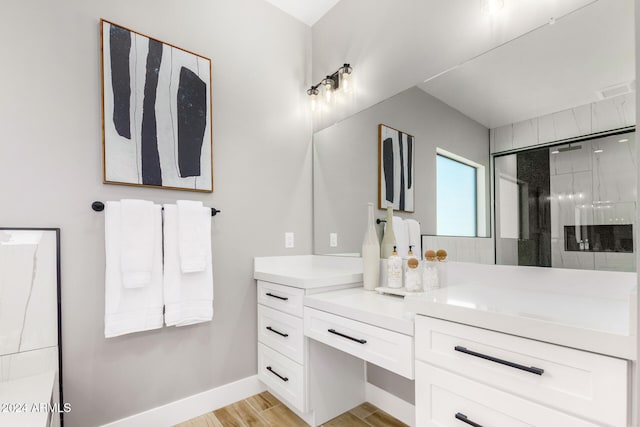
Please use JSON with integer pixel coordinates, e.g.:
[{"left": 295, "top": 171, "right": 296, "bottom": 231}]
[{"left": 437, "top": 149, "right": 486, "bottom": 237}]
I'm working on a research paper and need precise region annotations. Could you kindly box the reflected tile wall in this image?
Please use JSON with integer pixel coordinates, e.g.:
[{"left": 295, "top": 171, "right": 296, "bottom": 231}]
[
  {"left": 592, "top": 92, "right": 635, "bottom": 133},
  {"left": 592, "top": 137, "right": 636, "bottom": 204},
  {"left": 538, "top": 104, "right": 592, "bottom": 144},
  {"left": 422, "top": 236, "right": 495, "bottom": 264},
  {"left": 491, "top": 93, "right": 634, "bottom": 154},
  {"left": 0, "top": 347, "right": 58, "bottom": 382}
]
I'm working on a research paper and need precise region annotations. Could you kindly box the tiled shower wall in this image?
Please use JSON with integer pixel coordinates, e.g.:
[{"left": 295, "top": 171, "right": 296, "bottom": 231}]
[
  {"left": 491, "top": 92, "right": 635, "bottom": 154},
  {"left": 549, "top": 135, "right": 636, "bottom": 271}
]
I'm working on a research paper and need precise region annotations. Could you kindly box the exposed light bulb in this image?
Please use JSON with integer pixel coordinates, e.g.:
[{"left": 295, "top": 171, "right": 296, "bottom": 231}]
[
  {"left": 619, "top": 138, "right": 629, "bottom": 143},
  {"left": 310, "top": 93, "right": 318, "bottom": 111},
  {"left": 340, "top": 64, "right": 353, "bottom": 93},
  {"left": 324, "top": 77, "right": 334, "bottom": 103}
]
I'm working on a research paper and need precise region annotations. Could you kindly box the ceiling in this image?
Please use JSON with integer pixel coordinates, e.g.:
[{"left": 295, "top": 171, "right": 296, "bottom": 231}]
[
  {"left": 262, "top": 0, "right": 340, "bottom": 26},
  {"left": 418, "top": 0, "right": 634, "bottom": 128}
]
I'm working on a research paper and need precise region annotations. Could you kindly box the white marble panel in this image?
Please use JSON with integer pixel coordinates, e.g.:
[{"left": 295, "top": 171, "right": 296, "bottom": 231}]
[
  {"left": 594, "top": 252, "right": 635, "bottom": 272},
  {"left": 0, "top": 347, "right": 58, "bottom": 382},
  {"left": 549, "top": 143, "right": 591, "bottom": 175},
  {"left": 592, "top": 92, "right": 636, "bottom": 133},
  {"left": 0, "top": 231, "right": 58, "bottom": 356},
  {"left": 549, "top": 171, "right": 593, "bottom": 240},
  {"left": 538, "top": 104, "right": 592, "bottom": 144},
  {"left": 591, "top": 136, "right": 637, "bottom": 204},
  {"left": 551, "top": 238, "right": 595, "bottom": 270},
  {"left": 592, "top": 202, "right": 635, "bottom": 226},
  {"left": 493, "top": 124, "right": 513, "bottom": 153},
  {"left": 512, "top": 118, "right": 538, "bottom": 150}
]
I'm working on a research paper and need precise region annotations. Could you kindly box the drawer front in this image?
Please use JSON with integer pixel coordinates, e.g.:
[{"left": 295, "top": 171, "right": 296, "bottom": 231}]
[
  {"left": 257, "top": 281, "right": 304, "bottom": 317},
  {"left": 415, "top": 316, "right": 627, "bottom": 427},
  {"left": 257, "top": 343, "right": 305, "bottom": 413},
  {"left": 258, "top": 304, "right": 304, "bottom": 364},
  {"left": 304, "top": 307, "right": 414, "bottom": 379},
  {"left": 416, "top": 361, "right": 601, "bottom": 427}
]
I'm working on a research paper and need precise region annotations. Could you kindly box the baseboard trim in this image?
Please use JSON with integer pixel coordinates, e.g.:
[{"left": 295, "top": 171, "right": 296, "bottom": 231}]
[
  {"left": 101, "top": 375, "right": 266, "bottom": 427},
  {"left": 365, "top": 382, "right": 415, "bottom": 427}
]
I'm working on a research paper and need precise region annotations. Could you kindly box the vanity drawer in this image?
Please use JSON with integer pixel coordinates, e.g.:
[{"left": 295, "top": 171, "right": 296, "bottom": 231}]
[
  {"left": 257, "top": 281, "right": 304, "bottom": 317},
  {"left": 258, "top": 343, "right": 305, "bottom": 413},
  {"left": 304, "top": 307, "right": 414, "bottom": 379},
  {"left": 415, "top": 316, "right": 627, "bottom": 427},
  {"left": 258, "top": 304, "right": 304, "bottom": 364},
  {"left": 416, "top": 361, "right": 600, "bottom": 427}
]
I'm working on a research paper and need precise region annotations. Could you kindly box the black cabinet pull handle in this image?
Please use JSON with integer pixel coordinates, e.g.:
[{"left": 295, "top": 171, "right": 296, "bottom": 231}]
[
  {"left": 455, "top": 412, "right": 484, "bottom": 427},
  {"left": 265, "top": 292, "right": 288, "bottom": 301},
  {"left": 266, "top": 366, "right": 288, "bottom": 382},
  {"left": 454, "top": 346, "right": 544, "bottom": 376},
  {"left": 266, "top": 326, "right": 289, "bottom": 337},
  {"left": 328, "top": 328, "right": 367, "bottom": 344}
]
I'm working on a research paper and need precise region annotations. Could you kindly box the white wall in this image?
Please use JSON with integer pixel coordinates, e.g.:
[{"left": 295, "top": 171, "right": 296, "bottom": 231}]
[
  {"left": 0, "top": 1, "right": 312, "bottom": 426},
  {"left": 311, "top": 0, "right": 597, "bottom": 132},
  {"left": 313, "top": 86, "right": 489, "bottom": 255}
]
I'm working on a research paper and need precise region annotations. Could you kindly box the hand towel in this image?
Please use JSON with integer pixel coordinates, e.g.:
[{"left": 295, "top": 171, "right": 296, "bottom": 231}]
[
  {"left": 120, "top": 199, "right": 155, "bottom": 288},
  {"left": 177, "top": 200, "right": 209, "bottom": 273},
  {"left": 164, "top": 204, "right": 214, "bottom": 327},
  {"left": 405, "top": 219, "right": 422, "bottom": 260},
  {"left": 392, "top": 216, "right": 410, "bottom": 259},
  {"left": 104, "top": 201, "right": 163, "bottom": 338}
]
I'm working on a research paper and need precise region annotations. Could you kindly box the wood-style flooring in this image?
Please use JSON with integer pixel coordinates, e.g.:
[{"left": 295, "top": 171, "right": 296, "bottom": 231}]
[{"left": 173, "top": 391, "right": 408, "bottom": 427}]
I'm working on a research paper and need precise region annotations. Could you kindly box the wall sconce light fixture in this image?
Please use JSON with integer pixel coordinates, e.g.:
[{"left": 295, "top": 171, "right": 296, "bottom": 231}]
[{"left": 307, "top": 63, "right": 352, "bottom": 110}]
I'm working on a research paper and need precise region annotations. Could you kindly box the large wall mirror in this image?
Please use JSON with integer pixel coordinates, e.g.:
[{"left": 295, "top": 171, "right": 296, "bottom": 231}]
[
  {"left": 0, "top": 228, "right": 63, "bottom": 426},
  {"left": 312, "top": 0, "right": 635, "bottom": 272}
]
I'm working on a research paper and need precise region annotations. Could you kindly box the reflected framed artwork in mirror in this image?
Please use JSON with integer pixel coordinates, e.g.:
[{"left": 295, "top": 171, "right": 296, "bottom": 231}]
[
  {"left": 0, "top": 228, "right": 63, "bottom": 425},
  {"left": 378, "top": 124, "right": 415, "bottom": 212}
]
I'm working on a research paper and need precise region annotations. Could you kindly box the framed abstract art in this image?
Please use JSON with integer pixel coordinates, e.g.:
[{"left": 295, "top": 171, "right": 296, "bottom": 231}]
[
  {"left": 378, "top": 124, "right": 415, "bottom": 212},
  {"left": 100, "top": 19, "right": 213, "bottom": 192}
]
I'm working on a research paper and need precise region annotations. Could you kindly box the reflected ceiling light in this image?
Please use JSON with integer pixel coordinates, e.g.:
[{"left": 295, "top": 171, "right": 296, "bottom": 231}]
[
  {"left": 594, "top": 149, "right": 604, "bottom": 153},
  {"left": 618, "top": 138, "right": 629, "bottom": 143},
  {"left": 307, "top": 63, "right": 353, "bottom": 108},
  {"left": 481, "top": 0, "right": 504, "bottom": 14},
  {"left": 551, "top": 149, "right": 560, "bottom": 154}
]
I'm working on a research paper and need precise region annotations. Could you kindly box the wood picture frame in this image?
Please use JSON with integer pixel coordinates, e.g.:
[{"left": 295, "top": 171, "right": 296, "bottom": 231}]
[{"left": 100, "top": 19, "right": 213, "bottom": 192}]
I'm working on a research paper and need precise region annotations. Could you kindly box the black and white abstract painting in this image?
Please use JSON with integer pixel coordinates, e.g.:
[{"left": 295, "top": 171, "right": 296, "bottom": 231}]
[
  {"left": 101, "top": 20, "right": 213, "bottom": 192},
  {"left": 378, "top": 124, "right": 415, "bottom": 212}
]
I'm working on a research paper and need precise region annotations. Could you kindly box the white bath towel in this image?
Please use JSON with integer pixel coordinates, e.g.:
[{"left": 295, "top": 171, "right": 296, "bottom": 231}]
[
  {"left": 405, "top": 219, "right": 422, "bottom": 260},
  {"left": 177, "top": 200, "right": 209, "bottom": 273},
  {"left": 104, "top": 201, "right": 164, "bottom": 338},
  {"left": 120, "top": 199, "right": 155, "bottom": 288},
  {"left": 388, "top": 216, "right": 410, "bottom": 259},
  {"left": 164, "top": 204, "right": 214, "bottom": 327}
]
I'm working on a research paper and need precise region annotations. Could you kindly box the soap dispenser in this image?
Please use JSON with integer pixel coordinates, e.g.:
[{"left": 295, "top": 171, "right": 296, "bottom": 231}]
[
  {"left": 386, "top": 246, "right": 403, "bottom": 289},
  {"left": 405, "top": 246, "right": 421, "bottom": 292}
]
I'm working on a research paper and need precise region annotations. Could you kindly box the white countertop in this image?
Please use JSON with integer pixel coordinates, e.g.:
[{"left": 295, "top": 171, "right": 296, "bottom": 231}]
[
  {"left": 304, "top": 288, "right": 414, "bottom": 336},
  {"left": 405, "top": 262, "right": 637, "bottom": 360},
  {"left": 0, "top": 371, "right": 55, "bottom": 426},
  {"left": 254, "top": 255, "right": 363, "bottom": 288}
]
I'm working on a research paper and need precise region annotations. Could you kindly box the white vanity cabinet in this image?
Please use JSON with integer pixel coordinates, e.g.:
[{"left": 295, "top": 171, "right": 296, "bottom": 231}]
[{"left": 414, "top": 316, "right": 629, "bottom": 427}]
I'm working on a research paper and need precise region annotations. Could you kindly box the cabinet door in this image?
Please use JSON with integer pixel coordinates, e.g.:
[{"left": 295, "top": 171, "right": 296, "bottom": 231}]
[
  {"left": 416, "top": 361, "right": 601, "bottom": 427},
  {"left": 257, "top": 343, "right": 305, "bottom": 413},
  {"left": 415, "top": 316, "right": 627, "bottom": 426}
]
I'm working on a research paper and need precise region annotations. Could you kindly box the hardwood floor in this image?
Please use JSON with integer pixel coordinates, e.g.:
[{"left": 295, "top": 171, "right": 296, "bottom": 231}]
[{"left": 173, "top": 391, "right": 408, "bottom": 427}]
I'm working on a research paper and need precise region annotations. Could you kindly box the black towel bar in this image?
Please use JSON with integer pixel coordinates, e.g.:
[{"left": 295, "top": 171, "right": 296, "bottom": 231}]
[{"left": 91, "top": 201, "right": 221, "bottom": 216}]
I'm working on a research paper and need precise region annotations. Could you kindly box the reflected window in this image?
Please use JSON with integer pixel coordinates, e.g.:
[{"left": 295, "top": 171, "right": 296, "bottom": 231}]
[{"left": 437, "top": 152, "right": 478, "bottom": 236}]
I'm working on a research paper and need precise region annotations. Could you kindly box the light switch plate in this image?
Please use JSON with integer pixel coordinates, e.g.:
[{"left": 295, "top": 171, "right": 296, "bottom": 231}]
[
  {"left": 285, "top": 232, "right": 294, "bottom": 248},
  {"left": 330, "top": 233, "right": 338, "bottom": 247}
]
